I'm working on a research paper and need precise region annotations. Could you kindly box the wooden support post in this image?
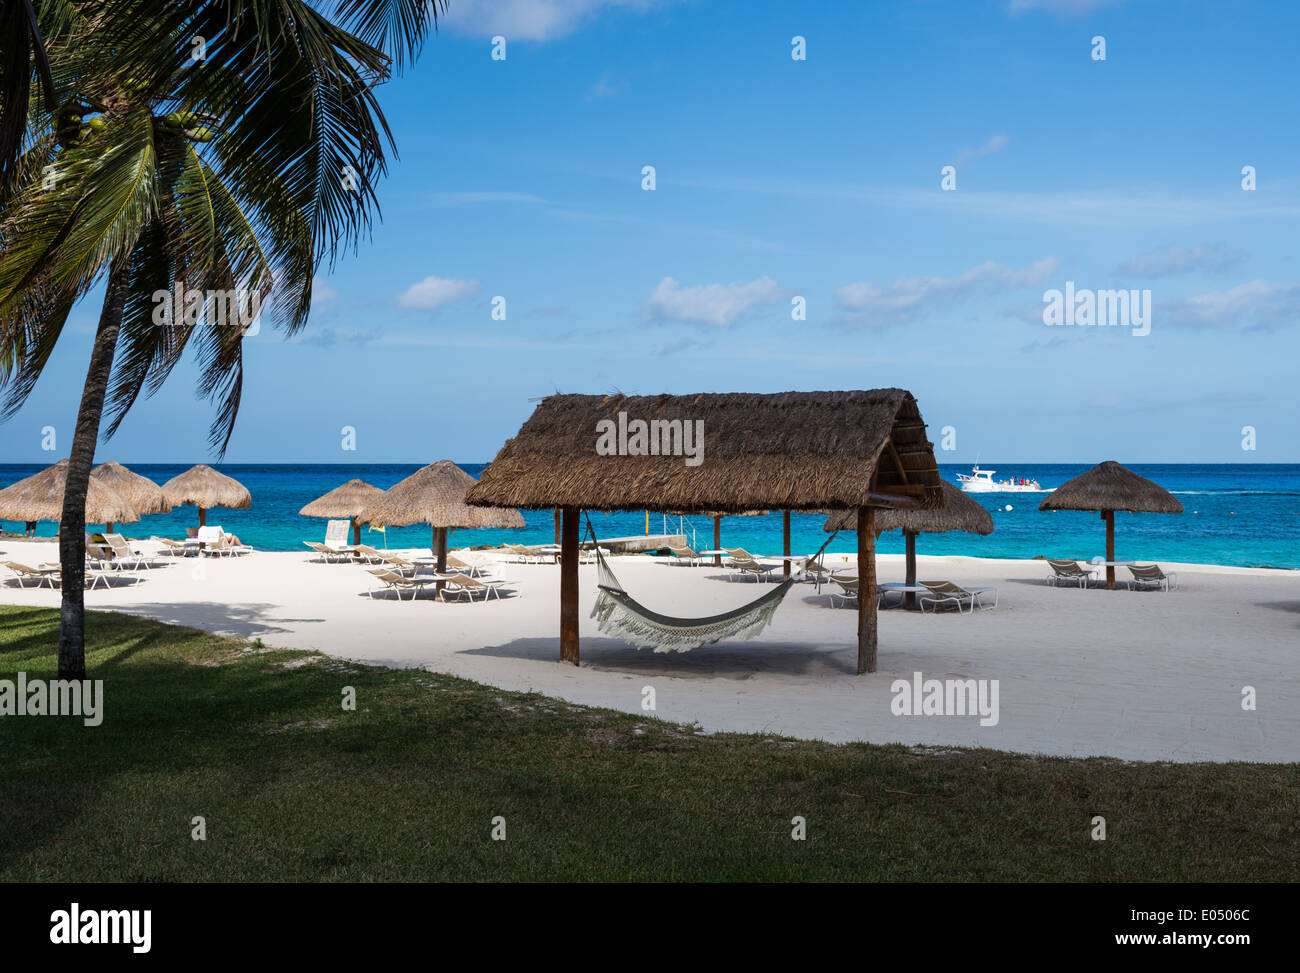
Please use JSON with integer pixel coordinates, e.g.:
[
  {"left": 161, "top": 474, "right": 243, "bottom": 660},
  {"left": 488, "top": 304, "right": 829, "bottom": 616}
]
[
  {"left": 560, "top": 506, "right": 580, "bottom": 665},
  {"left": 713, "top": 516, "right": 722, "bottom": 567},
  {"left": 904, "top": 531, "right": 917, "bottom": 610},
  {"left": 198, "top": 507, "right": 206, "bottom": 528},
  {"left": 554, "top": 509, "right": 562, "bottom": 546},
  {"left": 352, "top": 519, "right": 361, "bottom": 547},
  {"left": 782, "top": 511, "right": 791, "bottom": 578},
  {"left": 857, "top": 507, "right": 877, "bottom": 674},
  {"left": 432, "top": 525, "right": 449, "bottom": 596},
  {"left": 1104, "top": 510, "right": 1115, "bottom": 590}
]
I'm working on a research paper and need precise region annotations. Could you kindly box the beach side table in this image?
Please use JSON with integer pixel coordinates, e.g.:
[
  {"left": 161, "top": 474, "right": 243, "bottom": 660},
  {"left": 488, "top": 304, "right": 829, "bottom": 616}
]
[{"left": 877, "top": 582, "right": 929, "bottom": 610}]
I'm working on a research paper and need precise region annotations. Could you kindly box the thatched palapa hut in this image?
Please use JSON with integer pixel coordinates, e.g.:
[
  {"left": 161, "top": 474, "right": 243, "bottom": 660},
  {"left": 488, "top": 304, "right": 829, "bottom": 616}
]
[
  {"left": 1038, "top": 460, "right": 1182, "bottom": 589},
  {"left": 161, "top": 464, "right": 252, "bottom": 527},
  {"left": 0, "top": 459, "right": 139, "bottom": 527},
  {"left": 91, "top": 462, "right": 170, "bottom": 531},
  {"left": 466, "top": 390, "right": 943, "bottom": 672},
  {"left": 299, "top": 479, "right": 385, "bottom": 546},
  {"left": 825, "top": 480, "right": 994, "bottom": 608},
  {"left": 358, "top": 461, "right": 525, "bottom": 574}
]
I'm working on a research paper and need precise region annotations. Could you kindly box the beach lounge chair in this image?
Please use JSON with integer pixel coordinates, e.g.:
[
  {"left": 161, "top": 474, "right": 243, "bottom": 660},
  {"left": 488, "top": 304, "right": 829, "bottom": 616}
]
[
  {"left": 351, "top": 544, "right": 387, "bottom": 565},
  {"left": 437, "top": 573, "right": 513, "bottom": 603},
  {"left": 377, "top": 551, "right": 419, "bottom": 576},
  {"left": 1126, "top": 564, "right": 1178, "bottom": 592},
  {"left": 105, "top": 533, "right": 156, "bottom": 569},
  {"left": 3, "top": 560, "right": 62, "bottom": 588},
  {"left": 667, "top": 543, "right": 700, "bottom": 566},
  {"left": 1046, "top": 559, "right": 1091, "bottom": 588},
  {"left": 305, "top": 541, "right": 352, "bottom": 563},
  {"left": 365, "top": 568, "right": 435, "bottom": 601},
  {"left": 728, "top": 555, "right": 777, "bottom": 582},
  {"left": 918, "top": 581, "right": 998, "bottom": 614},
  {"left": 154, "top": 537, "right": 192, "bottom": 557},
  {"left": 445, "top": 553, "right": 484, "bottom": 576},
  {"left": 829, "top": 574, "right": 858, "bottom": 607},
  {"left": 579, "top": 545, "right": 609, "bottom": 565}
]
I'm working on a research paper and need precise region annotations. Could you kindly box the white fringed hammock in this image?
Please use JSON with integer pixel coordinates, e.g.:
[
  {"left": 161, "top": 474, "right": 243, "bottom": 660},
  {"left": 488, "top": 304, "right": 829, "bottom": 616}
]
[{"left": 585, "top": 516, "right": 838, "bottom": 654}]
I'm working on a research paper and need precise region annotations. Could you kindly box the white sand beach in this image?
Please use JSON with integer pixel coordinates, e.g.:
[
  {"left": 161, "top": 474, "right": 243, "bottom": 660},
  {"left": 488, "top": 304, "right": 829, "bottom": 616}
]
[{"left": 2, "top": 539, "right": 1296, "bottom": 763}]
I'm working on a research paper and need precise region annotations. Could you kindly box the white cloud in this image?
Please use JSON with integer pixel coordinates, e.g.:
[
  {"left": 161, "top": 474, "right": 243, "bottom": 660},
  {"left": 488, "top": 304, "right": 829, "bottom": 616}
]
[
  {"left": 443, "top": 0, "right": 659, "bottom": 42},
  {"left": 835, "top": 258, "right": 1059, "bottom": 327},
  {"left": 955, "top": 134, "right": 1010, "bottom": 167},
  {"left": 1114, "top": 244, "right": 1242, "bottom": 278},
  {"left": 1009, "top": 0, "right": 1121, "bottom": 13},
  {"left": 396, "top": 276, "right": 481, "bottom": 310},
  {"left": 1162, "top": 280, "right": 1300, "bottom": 330},
  {"left": 311, "top": 275, "right": 338, "bottom": 308},
  {"left": 586, "top": 71, "right": 623, "bottom": 100},
  {"left": 644, "top": 276, "right": 784, "bottom": 328}
]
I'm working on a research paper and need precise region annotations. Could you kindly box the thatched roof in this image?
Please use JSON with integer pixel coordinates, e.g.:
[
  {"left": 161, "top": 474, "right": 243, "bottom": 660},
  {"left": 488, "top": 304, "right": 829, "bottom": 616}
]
[
  {"left": 299, "top": 479, "right": 385, "bottom": 520},
  {"left": 359, "top": 461, "right": 526, "bottom": 529},
  {"left": 161, "top": 464, "right": 252, "bottom": 510},
  {"left": 466, "top": 390, "right": 942, "bottom": 513},
  {"left": 1038, "top": 461, "right": 1183, "bottom": 514},
  {"left": 824, "top": 480, "right": 994, "bottom": 534},
  {"left": 0, "top": 459, "right": 139, "bottom": 523},
  {"left": 91, "top": 462, "right": 171, "bottom": 515}
]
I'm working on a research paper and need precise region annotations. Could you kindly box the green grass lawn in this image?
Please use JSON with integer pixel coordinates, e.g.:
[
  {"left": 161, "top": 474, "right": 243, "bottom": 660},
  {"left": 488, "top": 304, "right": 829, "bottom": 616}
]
[{"left": 1, "top": 603, "right": 1296, "bottom": 882}]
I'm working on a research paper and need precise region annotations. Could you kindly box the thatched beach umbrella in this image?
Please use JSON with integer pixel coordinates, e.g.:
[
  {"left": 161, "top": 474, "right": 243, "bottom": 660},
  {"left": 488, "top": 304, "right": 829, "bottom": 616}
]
[
  {"left": 826, "top": 480, "right": 993, "bottom": 608},
  {"left": 161, "top": 464, "right": 251, "bottom": 528},
  {"left": 299, "top": 478, "right": 385, "bottom": 546},
  {"left": 0, "top": 459, "right": 139, "bottom": 527},
  {"left": 1038, "top": 460, "right": 1183, "bottom": 589},
  {"left": 91, "top": 462, "right": 169, "bottom": 532},
  {"left": 359, "top": 461, "right": 525, "bottom": 574}
]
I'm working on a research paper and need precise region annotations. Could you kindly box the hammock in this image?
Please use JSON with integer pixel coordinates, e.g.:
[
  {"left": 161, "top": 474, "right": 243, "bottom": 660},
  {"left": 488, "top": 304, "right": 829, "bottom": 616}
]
[{"left": 584, "top": 517, "right": 838, "bottom": 654}]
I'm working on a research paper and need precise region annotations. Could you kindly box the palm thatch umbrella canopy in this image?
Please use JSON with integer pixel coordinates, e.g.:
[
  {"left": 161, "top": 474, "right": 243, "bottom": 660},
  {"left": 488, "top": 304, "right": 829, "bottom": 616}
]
[
  {"left": 0, "top": 459, "right": 139, "bottom": 526},
  {"left": 91, "top": 462, "right": 169, "bottom": 531},
  {"left": 161, "top": 464, "right": 252, "bottom": 527},
  {"left": 1038, "top": 460, "right": 1183, "bottom": 589},
  {"left": 825, "top": 481, "right": 993, "bottom": 607},
  {"left": 299, "top": 478, "right": 385, "bottom": 545},
  {"left": 467, "top": 390, "right": 944, "bottom": 672},
  {"left": 359, "top": 461, "right": 525, "bottom": 571}
]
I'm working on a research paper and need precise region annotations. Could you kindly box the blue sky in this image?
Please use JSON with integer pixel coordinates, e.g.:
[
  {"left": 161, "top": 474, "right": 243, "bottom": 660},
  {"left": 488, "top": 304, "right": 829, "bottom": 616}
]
[{"left": 5, "top": 0, "right": 1299, "bottom": 464}]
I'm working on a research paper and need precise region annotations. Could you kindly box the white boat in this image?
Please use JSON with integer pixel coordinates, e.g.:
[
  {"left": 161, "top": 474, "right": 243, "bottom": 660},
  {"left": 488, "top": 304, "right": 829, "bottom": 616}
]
[{"left": 956, "top": 466, "right": 1051, "bottom": 494}]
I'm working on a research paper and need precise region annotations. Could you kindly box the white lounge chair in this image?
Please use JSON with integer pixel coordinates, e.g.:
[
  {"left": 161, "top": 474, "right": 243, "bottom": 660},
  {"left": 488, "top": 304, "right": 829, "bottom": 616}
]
[
  {"left": 919, "top": 581, "right": 998, "bottom": 614},
  {"left": 365, "top": 568, "right": 436, "bottom": 601},
  {"left": 1046, "top": 559, "right": 1091, "bottom": 588},
  {"left": 667, "top": 543, "right": 700, "bottom": 566},
  {"left": 437, "top": 573, "right": 513, "bottom": 603},
  {"left": 1126, "top": 564, "right": 1178, "bottom": 592}
]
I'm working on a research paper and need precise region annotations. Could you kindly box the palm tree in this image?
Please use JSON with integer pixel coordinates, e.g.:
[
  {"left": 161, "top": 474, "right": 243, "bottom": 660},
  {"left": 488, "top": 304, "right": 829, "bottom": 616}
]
[{"left": 0, "top": 1, "right": 444, "bottom": 678}]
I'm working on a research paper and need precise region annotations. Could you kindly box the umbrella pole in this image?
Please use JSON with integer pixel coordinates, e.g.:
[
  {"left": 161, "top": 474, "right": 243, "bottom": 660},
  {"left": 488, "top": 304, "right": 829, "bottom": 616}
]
[
  {"left": 352, "top": 519, "right": 361, "bottom": 547},
  {"left": 782, "top": 511, "right": 791, "bottom": 578},
  {"left": 857, "top": 507, "right": 878, "bottom": 674},
  {"left": 554, "top": 509, "right": 561, "bottom": 546},
  {"left": 1104, "top": 510, "right": 1115, "bottom": 589},
  {"left": 560, "top": 507, "right": 579, "bottom": 665},
  {"left": 198, "top": 506, "right": 206, "bottom": 528},
  {"left": 904, "top": 531, "right": 917, "bottom": 610},
  {"left": 713, "top": 516, "right": 722, "bottom": 567}
]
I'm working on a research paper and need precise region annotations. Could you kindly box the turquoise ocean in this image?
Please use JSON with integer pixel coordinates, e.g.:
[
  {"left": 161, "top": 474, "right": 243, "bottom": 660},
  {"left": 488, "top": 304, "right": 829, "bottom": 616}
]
[{"left": 1, "top": 463, "right": 1297, "bottom": 570}]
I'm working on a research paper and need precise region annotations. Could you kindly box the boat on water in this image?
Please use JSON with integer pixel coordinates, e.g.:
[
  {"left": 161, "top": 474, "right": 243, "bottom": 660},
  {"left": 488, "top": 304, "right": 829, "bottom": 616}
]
[{"left": 956, "top": 466, "right": 1052, "bottom": 494}]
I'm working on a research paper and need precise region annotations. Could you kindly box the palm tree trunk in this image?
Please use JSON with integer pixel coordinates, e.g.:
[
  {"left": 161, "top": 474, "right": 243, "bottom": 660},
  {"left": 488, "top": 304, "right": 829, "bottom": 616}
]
[{"left": 57, "top": 257, "right": 129, "bottom": 680}]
